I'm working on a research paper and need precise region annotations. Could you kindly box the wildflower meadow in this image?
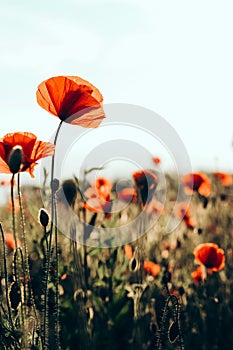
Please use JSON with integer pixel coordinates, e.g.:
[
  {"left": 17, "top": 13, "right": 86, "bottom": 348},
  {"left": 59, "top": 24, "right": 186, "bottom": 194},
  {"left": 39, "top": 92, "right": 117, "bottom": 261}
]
[{"left": 0, "top": 75, "right": 232, "bottom": 350}]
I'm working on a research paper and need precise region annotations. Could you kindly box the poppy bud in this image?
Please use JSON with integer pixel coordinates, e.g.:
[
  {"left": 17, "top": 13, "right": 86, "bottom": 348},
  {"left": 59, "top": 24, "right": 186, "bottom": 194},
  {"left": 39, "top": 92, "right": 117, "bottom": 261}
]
[
  {"left": 220, "top": 193, "right": 227, "bottom": 201},
  {"left": 129, "top": 256, "right": 140, "bottom": 272},
  {"left": 8, "top": 146, "right": 23, "bottom": 174},
  {"left": 39, "top": 208, "right": 49, "bottom": 228},
  {"left": 62, "top": 179, "right": 77, "bottom": 207},
  {"left": 51, "top": 178, "right": 60, "bottom": 192},
  {"left": 9, "top": 281, "right": 21, "bottom": 310}
]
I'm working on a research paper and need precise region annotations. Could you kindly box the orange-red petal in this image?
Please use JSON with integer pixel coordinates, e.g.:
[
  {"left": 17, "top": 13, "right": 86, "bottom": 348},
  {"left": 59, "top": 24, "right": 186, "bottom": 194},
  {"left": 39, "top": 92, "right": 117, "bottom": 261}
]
[
  {"left": 181, "top": 172, "right": 212, "bottom": 197},
  {"left": 193, "top": 243, "right": 225, "bottom": 272},
  {"left": 213, "top": 172, "right": 232, "bottom": 187},
  {"left": 36, "top": 76, "right": 105, "bottom": 128},
  {"left": 143, "top": 261, "right": 161, "bottom": 277}
]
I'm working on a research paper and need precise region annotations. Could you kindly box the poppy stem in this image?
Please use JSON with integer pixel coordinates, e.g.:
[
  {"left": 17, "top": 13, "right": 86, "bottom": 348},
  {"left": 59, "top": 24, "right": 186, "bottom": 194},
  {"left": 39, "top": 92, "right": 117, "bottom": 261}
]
[
  {"left": 13, "top": 247, "right": 25, "bottom": 331},
  {"left": 43, "top": 121, "right": 63, "bottom": 350},
  {"left": 17, "top": 173, "right": 38, "bottom": 325},
  {"left": 0, "top": 223, "right": 15, "bottom": 331},
  {"left": 83, "top": 207, "right": 89, "bottom": 291},
  {"left": 10, "top": 174, "right": 17, "bottom": 251}
]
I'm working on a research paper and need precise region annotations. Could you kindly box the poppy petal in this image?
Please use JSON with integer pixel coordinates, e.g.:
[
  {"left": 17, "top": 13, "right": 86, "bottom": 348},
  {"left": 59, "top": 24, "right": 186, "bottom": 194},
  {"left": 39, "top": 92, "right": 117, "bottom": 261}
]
[{"left": 36, "top": 76, "right": 105, "bottom": 128}]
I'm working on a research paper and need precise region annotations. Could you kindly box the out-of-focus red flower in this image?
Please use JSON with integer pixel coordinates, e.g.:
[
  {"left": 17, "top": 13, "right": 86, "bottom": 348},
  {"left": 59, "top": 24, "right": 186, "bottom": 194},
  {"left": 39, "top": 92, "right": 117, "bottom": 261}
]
[
  {"left": 144, "top": 198, "right": 165, "bottom": 218},
  {"left": 152, "top": 157, "right": 161, "bottom": 166},
  {"left": 191, "top": 266, "right": 213, "bottom": 284},
  {"left": 95, "top": 177, "right": 112, "bottom": 199},
  {"left": 117, "top": 188, "right": 137, "bottom": 203},
  {"left": 175, "top": 201, "right": 196, "bottom": 229},
  {"left": 133, "top": 170, "right": 158, "bottom": 206},
  {"left": 143, "top": 261, "right": 161, "bottom": 277},
  {"left": 83, "top": 177, "right": 112, "bottom": 218},
  {"left": 36, "top": 76, "right": 105, "bottom": 128},
  {"left": 0, "top": 132, "right": 55, "bottom": 178},
  {"left": 5, "top": 233, "right": 21, "bottom": 251},
  {"left": 83, "top": 195, "right": 111, "bottom": 218},
  {"left": 193, "top": 243, "right": 225, "bottom": 272},
  {"left": 213, "top": 172, "right": 232, "bottom": 187},
  {"left": 181, "top": 172, "right": 212, "bottom": 197},
  {"left": 191, "top": 266, "right": 203, "bottom": 284},
  {"left": 124, "top": 244, "right": 133, "bottom": 260}
]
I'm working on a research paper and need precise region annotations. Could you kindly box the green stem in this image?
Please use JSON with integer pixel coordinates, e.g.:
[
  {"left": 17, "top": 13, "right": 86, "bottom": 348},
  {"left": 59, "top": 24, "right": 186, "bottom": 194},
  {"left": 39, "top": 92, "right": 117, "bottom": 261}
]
[
  {"left": 10, "top": 174, "right": 17, "bottom": 250},
  {"left": 13, "top": 247, "right": 25, "bottom": 328},
  {"left": 54, "top": 192, "right": 59, "bottom": 344},
  {"left": 17, "top": 173, "right": 38, "bottom": 324},
  {"left": 43, "top": 121, "right": 62, "bottom": 350},
  {"left": 0, "top": 223, "right": 15, "bottom": 330},
  {"left": 83, "top": 207, "right": 88, "bottom": 291}
]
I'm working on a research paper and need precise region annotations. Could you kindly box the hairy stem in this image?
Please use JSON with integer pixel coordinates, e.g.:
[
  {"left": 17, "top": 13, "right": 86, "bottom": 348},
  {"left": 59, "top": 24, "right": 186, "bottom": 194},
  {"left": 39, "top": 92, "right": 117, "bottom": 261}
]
[{"left": 43, "top": 121, "right": 62, "bottom": 350}]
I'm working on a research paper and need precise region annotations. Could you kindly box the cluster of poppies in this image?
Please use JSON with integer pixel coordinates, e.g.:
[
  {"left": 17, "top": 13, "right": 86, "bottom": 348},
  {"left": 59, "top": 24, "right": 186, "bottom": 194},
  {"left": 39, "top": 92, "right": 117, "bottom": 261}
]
[{"left": 0, "top": 76, "right": 106, "bottom": 179}]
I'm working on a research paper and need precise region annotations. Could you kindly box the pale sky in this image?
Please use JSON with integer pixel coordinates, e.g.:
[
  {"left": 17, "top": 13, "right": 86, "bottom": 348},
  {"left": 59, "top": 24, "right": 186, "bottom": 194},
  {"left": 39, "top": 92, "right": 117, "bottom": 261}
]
[{"left": 0, "top": 0, "right": 233, "bottom": 185}]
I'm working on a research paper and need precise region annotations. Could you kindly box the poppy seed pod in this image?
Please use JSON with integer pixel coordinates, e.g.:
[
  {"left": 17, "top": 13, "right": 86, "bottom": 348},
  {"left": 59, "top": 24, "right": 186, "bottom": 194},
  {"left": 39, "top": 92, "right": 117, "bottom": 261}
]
[
  {"left": 8, "top": 146, "right": 23, "bottom": 174},
  {"left": 39, "top": 208, "right": 49, "bottom": 228}
]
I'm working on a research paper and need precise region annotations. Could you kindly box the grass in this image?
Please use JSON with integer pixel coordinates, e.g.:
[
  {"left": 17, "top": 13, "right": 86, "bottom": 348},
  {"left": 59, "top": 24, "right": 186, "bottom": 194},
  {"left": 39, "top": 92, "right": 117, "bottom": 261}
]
[{"left": 0, "top": 171, "right": 232, "bottom": 349}]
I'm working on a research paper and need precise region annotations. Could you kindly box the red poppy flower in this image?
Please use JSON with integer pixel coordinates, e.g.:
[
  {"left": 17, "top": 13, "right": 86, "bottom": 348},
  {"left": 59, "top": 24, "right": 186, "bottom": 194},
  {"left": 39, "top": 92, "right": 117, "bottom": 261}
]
[
  {"left": 117, "top": 188, "right": 137, "bottom": 203},
  {"left": 193, "top": 243, "right": 225, "bottom": 272},
  {"left": 152, "top": 157, "right": 161, "bottom": 165},
  {"left": 144, "top": 198, "right": 165, "bottom": 218},
  {"left": 143, "top": 261, "right": 161, "bottom": 277},
  {"left": 213, "top": 172, "right": 232, "bottom": 187},
  {"left": 181, "top": 172, "right": 212, "bottom": 197},
  {"left": 133, "top": 170, "right": 158, "bottom": 206},
  {"left": 83, "top": 177, "right": 112, "bottom": 218},
  {"left": 36, "top": 76, "right": 105, "bottom": 128},
  {"left": 0, "top": 132, "right": 55, "bottom": 178},
  {"left": 95, "top": 177, "right": 112, "bottom": 199},
  {"left": 5, "top": 233, "right": 21, "bottom": 251},
  {"left": 175, "top": 202, "right": 196, "bottom": 229}
]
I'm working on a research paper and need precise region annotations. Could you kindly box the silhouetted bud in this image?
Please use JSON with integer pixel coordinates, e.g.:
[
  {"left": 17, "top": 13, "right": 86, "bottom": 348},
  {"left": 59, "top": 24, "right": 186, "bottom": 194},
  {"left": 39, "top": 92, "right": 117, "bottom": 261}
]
[
  {"left": 168, "top": 321, "right": 179, "bottom": 343},
  {"left": 8, "top": 146, "right": 23, "bottom": 174},
  {"left": 61, "top": 179, "right": 78, "bottom": 207},
  {"left": 162, "top": 270, "right": 172, "bottom": 284},
  {"left": 38, "top": 208, "right": 49, "bottom": 228},
  {"left": 129, "top": 256, "right": 140, "bottom": 272},
  {"left": 220, "top": 193, "right": 227, "bottom": 201},
  {"left": 178, "top": 286, "right": 185, "bottom": 296},
  {"left": 9, "top": 281, "right": 21, "bottom": 310}
]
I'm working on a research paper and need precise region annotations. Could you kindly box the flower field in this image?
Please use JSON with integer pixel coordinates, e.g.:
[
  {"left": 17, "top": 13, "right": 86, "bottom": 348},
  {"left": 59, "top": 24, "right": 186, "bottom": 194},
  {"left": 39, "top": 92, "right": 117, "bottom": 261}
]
[{"left": 0, "top": 76, "right": 232, "bottom": 350}]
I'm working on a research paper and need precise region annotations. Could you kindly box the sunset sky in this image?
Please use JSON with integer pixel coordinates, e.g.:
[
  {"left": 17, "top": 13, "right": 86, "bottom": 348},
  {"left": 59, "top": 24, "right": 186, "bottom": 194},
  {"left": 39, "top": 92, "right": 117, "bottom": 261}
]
[{"left": 1, "top": 0, "right": 233, "bottom": 184}]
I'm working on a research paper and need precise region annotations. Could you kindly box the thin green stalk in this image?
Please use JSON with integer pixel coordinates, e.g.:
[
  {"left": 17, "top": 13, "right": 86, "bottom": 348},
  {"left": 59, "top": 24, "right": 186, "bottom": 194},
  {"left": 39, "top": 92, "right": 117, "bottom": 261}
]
[
  {"left": 10, "top": 175, "right": 17, "bottom": 251},
  {"left": 83, "top": 207, "right": 88, "bottom": 291},
  {"left": 13, "top": 248, "right": 25, "bottom": 329},
  {"left": 0, "top": 223, "right": 15, "bottom": 330},
  {"left": 17, "top": 173, "right": 38, "bottom": 323},
  {"left": 54, "top": 193, "right": 60, "bottom": 344},
  {"left": 43, "top": 121, "right": 62, "bottom": 350}
]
